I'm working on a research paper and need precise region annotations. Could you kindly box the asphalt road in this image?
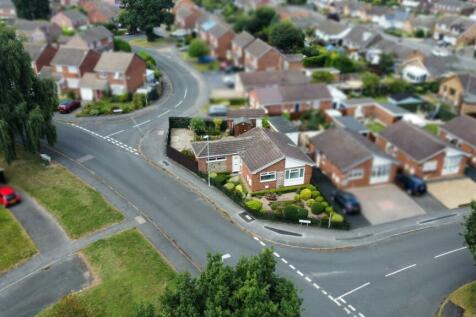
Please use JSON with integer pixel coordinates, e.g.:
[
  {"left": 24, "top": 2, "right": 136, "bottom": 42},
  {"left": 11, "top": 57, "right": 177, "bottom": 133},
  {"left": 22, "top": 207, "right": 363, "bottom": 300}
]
[{"left": 46, "top": 46, "right": 476, "bottom": 317}]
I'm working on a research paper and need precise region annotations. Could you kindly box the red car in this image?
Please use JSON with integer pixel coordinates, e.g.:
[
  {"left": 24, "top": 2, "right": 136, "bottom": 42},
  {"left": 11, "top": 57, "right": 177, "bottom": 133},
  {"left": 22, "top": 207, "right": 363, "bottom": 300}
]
[
  {"left": 0, "top": 186, "right": 21, "bottom": 207},
  {"left": 58, "top": 100, "right": 81, "bottom": 114}
]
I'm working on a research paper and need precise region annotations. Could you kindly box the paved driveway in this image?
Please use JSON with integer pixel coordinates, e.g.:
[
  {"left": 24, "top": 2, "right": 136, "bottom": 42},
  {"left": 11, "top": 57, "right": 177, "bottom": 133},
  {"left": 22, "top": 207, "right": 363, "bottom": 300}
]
[
  {"left": 427, "top": 177, "right": 476, "bottom": 209},
  {"left": 348, "top": 184, "right": 426, "bottom": 225}
]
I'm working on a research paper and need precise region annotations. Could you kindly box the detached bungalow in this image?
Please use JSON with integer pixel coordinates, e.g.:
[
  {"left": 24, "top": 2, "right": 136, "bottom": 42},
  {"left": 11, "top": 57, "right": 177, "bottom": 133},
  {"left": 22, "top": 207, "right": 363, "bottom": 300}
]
[
  {"left": 191, "top": 128, "right": 315, "bottom": 192},
  {"left": 440, "top": 115, "right": 476, "bottom": 166},
  {"left": 235, "top": 70, "right": 309, "bottom": 95},
  {"left": 14, "top": 19, "right": 61, "bottom": 44},
  {"left": 310, "top": 128, "right": 398, "bottom": 189},
  {"left": 376, "top": 121, "right": 468, "bottom": 179},
  {"left": 400, "top": 54, "right": 458, "bottom": 83},
  {"left": 249, "top": 83, "right": 333, "bottom": 116}
]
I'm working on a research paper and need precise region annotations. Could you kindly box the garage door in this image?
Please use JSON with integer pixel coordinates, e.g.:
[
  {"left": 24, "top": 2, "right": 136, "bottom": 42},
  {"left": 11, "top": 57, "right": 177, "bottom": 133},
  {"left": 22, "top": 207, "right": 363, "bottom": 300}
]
[{"left": 80, "top": 88, "right": 93, "bottom": 101}]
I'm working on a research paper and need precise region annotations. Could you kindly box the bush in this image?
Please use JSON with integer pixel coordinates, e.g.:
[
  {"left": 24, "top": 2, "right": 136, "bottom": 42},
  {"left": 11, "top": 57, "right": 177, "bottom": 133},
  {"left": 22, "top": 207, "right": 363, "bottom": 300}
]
[
  {"left": 331, "top": 213, "right": 344, "bottom": 223},
  {"left": 306, "top": 184, "right": 316, "bottom": 191},
  {"left": 235, "top": 184, "right": 243, "bottom": 193},
  {"left": 224, "top": 182, "right": 235, "bottom": 191},
  {"left": 306, "top": 198, "right": 315, "bottom": 207},
  {"left": 315, "top": 196, "right": 324, "bottom": 202},
  {"left": 299, "top": 188, "right": 312, "bottom": 200},
  {"left": 293, "top": 194, "right": 300, "bottom": 201},
  {"left": 112, "top": 93, "right": 131, "bottom": 103},
  {"left": 210, "top": 173, "right": 229, "bottom": 186},
  {"left": 311, "top": 202, "right": 326, "bottom": 215},
  {"left": 311, "top": 190, "right": 320, "bottom": 198},
  {"left": 284, "top": 205, "right": 308, "bottom": 221},
  {"left": 229, "top": 175, "right": 240, "bottom": 184},
  {"left": 181, "top": 148, "right": 195, "bottom": 158},
  {"left": 132, "top": 93, "right": 147, "bottom": 109},
  {"left": 209, "top": 172, "right": 218, "bottom": 179},
  {"left": 188, "top": 38, "right": 209, "bottom": 58},
  {"left": 245, "top": 199, "right": 262, "bottom": 212},
  {"left": 325, "top": 207, "right": 334, "bottom": 214},
  {"left": 113, "top": 37, "right": 132, "bottom": 52}
]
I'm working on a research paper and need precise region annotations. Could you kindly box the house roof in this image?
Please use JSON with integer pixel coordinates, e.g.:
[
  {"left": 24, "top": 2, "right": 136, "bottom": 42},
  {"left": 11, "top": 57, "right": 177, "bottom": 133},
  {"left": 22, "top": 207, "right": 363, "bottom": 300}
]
[
  {"left": 23, "top": 43, "right": 47, "bottom": 62},
  {"left": 434, "top": 0, "right": 474, "bottom": 10},
  {"left": 283, "top": 54, "right": 303, "bottom": 63},
  {"left": 227, "top": 108, "right": 266, "bottom": 119},
  {"left": 50, "top": 47, "right": 90, "bottom": 66},
  {"left": 75, "top": 25, "right": 112, "bottom": 44},
  {"left": 253, "top": 84, "right": 332, "bottom": 106},
  {"left": 384, "top": 10, "right": 410, "bottom": 22},
  {"left": 341, "top": 98, "right": 377, "bottom": 107},
  {"left": 457, "top": 73, "right": 476, "bottom": 95},
  {"left": 94, "top": 52, "right": 135, "bottom": 72},
  {"left": 245, "top": 38, "right": 275, "bottom": 59},
  {"left": 379, "top": 121, "right": 450, "bottom": 162},
  {"left": 379, "top": 103, "right": 410, "bottom": 116},
  {"left": 410, "top": 15, "right": 436, "bottom": 30},
  {"left": 315, "top": 18, "right": 349, "bottom": 35},
  {"left": 389, "top": 92, "right": 421, "bottom": 103},
  {"left": 332, "top": 116, "right": 369, "bottom": 134},
  {"left": 14, "top": 19, "right": 50, "bottom": 31},
  {"left": 344, "top": 25, "right": 381, "bottom": 50},
  {"left": 61, "top": 9, "right": 87, "bottom": 22},
  {"left": 416, "top": 55, "right": 459, "bottom": 78},
  {"left": 232, "top": 31, "right": 255, "bottom": 48},
  {"left": 79, "top": 72, "right": 108, "bottom": 89},
  {"left": 441, "top": 115, "right": 476, "bottom": 147},
  {"left": 176, "top": 5, "right": 194, "bottom": 19},
  {"left": 268, "top": 116, "right": 299, "bottom": 133},
  {"left": 191, "top": 128, "right": 314, "bottom": 172},
  {"left": 310, "top": 127, "right": 393, "bottom": 172},
  {"left": 368, "top": 6, "right": 390, "bottom": 16},
  {"left": 0, "top": 0, "right": 14, "bottom": 9},
  {"left": 209, "top": 23, "right": 231, "bottom": 39},
  {"left": 238, "top": 70, "right": 309, "bottom": 90}
]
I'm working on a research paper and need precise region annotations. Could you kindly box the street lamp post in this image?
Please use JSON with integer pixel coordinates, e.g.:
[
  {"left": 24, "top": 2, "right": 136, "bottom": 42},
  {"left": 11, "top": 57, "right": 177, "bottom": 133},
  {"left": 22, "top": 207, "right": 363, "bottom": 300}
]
[{"left": 204, "top": 135, "right": 211, "bottom": 187}]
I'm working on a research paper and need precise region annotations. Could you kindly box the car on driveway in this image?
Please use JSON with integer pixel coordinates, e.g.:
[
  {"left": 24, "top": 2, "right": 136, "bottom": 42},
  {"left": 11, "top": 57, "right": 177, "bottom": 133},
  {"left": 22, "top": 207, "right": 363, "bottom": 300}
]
[
  {"left": 58, "top": 100, "right": 80, "bottom": 114},
  {"left": 0, "top": 186, "right": 21, "bottom": 207},
  {"left": 395, "top": 173, "right": 427, "bottom": 196},
  {"left": 332, "top": 190, "right": 361, "bottom": 215}
]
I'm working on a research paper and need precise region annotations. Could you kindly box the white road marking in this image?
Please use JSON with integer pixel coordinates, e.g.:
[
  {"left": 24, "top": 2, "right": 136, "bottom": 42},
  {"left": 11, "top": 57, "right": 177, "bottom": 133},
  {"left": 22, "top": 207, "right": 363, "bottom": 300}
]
[
  {"left": 221, "top": 253, "right": 231, "bottom": 260},
  {"left": 253, "top": 236, "right": 259, "bottom": 241},
  {"left": 348, "top": 305, "right": 356, "bottom": 311},
  {"left": 77, "top": 154, "right": 94, "bottom": 163},
  {"left": 289, "top": 265, "right": 295, "bottom": 270},
  {"left": 158, "top": 130, "right": 165, "bottom": 136},
  {"left": 340, "top": 298, "right": 347, "bottom": 304},
  {"left": 321, "top": 290, "right": 328, "bottom": 295},
  {"left": 157, "top": 109, "right": 171, "bottom": 118},
  {"left": 259, "top": 241, "right": 266, "bottom": 246},
  {"left": 305, "top": 277, "right": 312, "bottom": 282},
  {"left": 358, "top": 313, "right": 366, "bottom": 317},
  {"left": 273, "top": 252, "right": 280, "bottom": 258},
  {"left": 434, "top": 246, "right": 467, "bottom": 259},
  {"left": 184, "top": 88, "right": 188, "bottom": 99},
  {"left": 245, "top": 215, "right": 252, "bottom": 220},
  {"left": 281, "top": 258, "right": 288, "bottom": 264},
  {"left": 135, "top": 216, "right": 146, "bottom": 224},
  {"left": 344, "top": 308, "right": 351, "bottom": 314},
  {"left": 107, "top": 129, "right": 125, "bottom": 137},
  {"left": 174, "top": 99, "right": 184, "bottom": 108},
  {"left": 336, "top": 282, "right": 371, "bottom": 300},
  {"left": 312, "top": 283, "right": 320, "bottom": 289},
  {"left": 133, "top": 119, "right": 151, "bottom": 128},
  {"left": 332, "top": 298, "right": 341, "bottom": 306},
  {"left": 385, "top": 264, "right": 416, "bottom": 277},
  {"left": 297, "top": 270, "right": 304, "bottom": 277}
]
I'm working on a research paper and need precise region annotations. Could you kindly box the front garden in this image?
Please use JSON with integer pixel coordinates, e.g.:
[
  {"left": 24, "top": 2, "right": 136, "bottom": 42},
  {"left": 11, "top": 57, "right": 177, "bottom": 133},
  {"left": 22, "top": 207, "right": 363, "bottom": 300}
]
[
  {"left": 78, "top": 93, "right": 151, "bottom": 116},
  {"left": 208, "top": 173, "right": 348, "bottom": 230}
]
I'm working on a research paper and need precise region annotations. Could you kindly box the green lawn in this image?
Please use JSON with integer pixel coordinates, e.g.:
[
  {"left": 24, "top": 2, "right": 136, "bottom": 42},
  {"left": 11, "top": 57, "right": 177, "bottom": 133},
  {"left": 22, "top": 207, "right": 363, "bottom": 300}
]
[
  {"left": 438, "top": 281, "right": 476, "bottom": 317},
  {"left": 425, "top": 123, "right": 440, "bottom": 135},
  {"left": 39, "top": 229, "right": 176, "bottom": 317},
  {"left": 128, "top": 37, "right": 174, "bottom": 48},
  {"left": 0, "top": 208, "right": 37, "bottom": 273},
  {"left": 366, "top": 121, "right": 386, "bottom": 133},
  {"left": 180, "top": 52, "right": 220, "bottom": 73},
  {"left": 3, "top": 153, "right": 123, "bottom": 239}
]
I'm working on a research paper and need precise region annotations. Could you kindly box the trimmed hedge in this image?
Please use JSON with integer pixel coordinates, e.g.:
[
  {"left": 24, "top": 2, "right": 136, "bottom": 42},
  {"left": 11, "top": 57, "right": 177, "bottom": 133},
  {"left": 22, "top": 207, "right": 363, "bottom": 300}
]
[
  {"left": 245, "top": 200, "right": 262, "bottom": 212},
  {"left": 299, "top": 188, "right": 312, "bottom": 200},
  {"left": 283, "top": 205, "right": 308, "bottom": 221},
  {"left": 251, "top": 184, "right": 315, "bottom": 197}
]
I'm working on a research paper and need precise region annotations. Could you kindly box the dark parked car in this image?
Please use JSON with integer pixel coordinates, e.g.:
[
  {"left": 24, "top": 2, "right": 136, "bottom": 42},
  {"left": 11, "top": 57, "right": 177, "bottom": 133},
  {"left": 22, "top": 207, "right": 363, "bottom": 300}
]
[
  {"left": 396, "top": 173, "right": 427, "bottom": 195},
  {"left": 58, "top": 100, "right": 81, "bottom": 114},
  {"left": 332, "top": 190, "right": 361, "bottom": 215}
]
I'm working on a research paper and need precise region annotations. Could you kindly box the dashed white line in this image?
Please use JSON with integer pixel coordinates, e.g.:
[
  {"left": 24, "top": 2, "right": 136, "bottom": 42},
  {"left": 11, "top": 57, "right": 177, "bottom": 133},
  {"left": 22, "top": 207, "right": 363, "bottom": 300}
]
[
  {"left": 106, "top": 129, "right": 125, "bottom": 137},
  {"left": 348, "top": 305, "right": 356, "bottom": 311},
  {"left": 289, "top": 264, "right": 295, "bottom": 270},
  {"left": 259, "top": 241, "right": 266, "bottom": 246},
  {"left": 385, "top": 264, "right": 416, "bottom": 277},
  {"left": 281, "top": 258, "right": 288, "bottom": 264},
  {"left": 133, "top": 119, "right": 151, "bottom": 128},
  {"left": 253, "top": 236, "right": 259, "bottom": 241},
  {"left": 157, "top": 109, "right": 171, "bottom": 118},
  {"left": 434, "top": 246, "right": 467, "bottom": 259},
  {"left": 312, "top": 283, "right": 320, "bottom": 289},
  {"left": 358, "top": 313, "right": 366, "bottom": 317},
  {"left": 221, "top": 253, "right": 231, "bottom": 260},
  {"left": 344, "top": 308, "right": 351, "bottom": 315},
  {"left": 336, "top": 282, "right": 371, "bottom": 301},
  {"left": 305, "top": 276, "right": 312, "bottom": 282},
  {"left": 273, "top": 252, "right": 280, "bottom": 258},
  {"left": 321, "top": 290, "right": 328, "bottom": 295},
  {"left": 296, "top": 270, "right": 304, "bottom": 277}
]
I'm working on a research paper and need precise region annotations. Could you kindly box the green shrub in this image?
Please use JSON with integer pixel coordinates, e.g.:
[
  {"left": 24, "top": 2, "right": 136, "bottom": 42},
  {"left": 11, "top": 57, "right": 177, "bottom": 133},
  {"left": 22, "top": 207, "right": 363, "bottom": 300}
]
[
  {"left": 229, "top": 175, "right": 240, "bottom": 184},
  {"left": 212, "top": 173, "right": 229, "bottom": 187},
  {"left": 132, "top": 93, "right": 147, "bottom": 109},
  {"left": 311, "top": 202, "right": 325, "bottom": 215},
  {"left": 306, "top": 184, "right": 316, "bottom": 191},
  {"left": 209, "top": 172, "right": 218, "bottom": 179},
  {"left": 315, "top": 196, "right": 324, "bottom": 202},
  {"left": 322, "top": 202, "right": 328, "bottom": 208},
  {"left": 299, "top": 188, "right": 312, "bottom": 200},
  {"left": 235, "top": 185, "right": 243, "bottom": 193},
  {"left": 311, "top": 190, "right": 320, "bottom": 198},
  {"left": 284, "top": 205, "right": 308, "bottom": 221},
  {"left": 245, "top": 199, "right": 262, "bottom": 212},
  {"left": 325, "top": 207, "right": 334, "bottom": 214},
  {"left": 293, "top": 194, "right": 300, "bottom": 201},
  {"left": 113, "top": 37, "right": 132, "bottom": 52},
  {"left": 306, "top": 198, "right": 315, "bottom": 207},
  {"left": 224, "top": 182, "right": 235, "bottom": 191},
  {"left": 331, "top": 213, "right": 344, "bottom": 223}
]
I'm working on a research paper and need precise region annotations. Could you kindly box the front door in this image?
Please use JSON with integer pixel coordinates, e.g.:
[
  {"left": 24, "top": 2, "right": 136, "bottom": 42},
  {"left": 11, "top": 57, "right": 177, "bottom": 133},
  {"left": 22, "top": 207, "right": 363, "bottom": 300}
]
[
  {"left": 232, "top": 155, "right": 241, "bottom": 173},
  {"left": 442, "top": 156, "right": 461, "bottom": 175},
  {"left": 370, "top": 165, "right": 391, "bottom": 184}
]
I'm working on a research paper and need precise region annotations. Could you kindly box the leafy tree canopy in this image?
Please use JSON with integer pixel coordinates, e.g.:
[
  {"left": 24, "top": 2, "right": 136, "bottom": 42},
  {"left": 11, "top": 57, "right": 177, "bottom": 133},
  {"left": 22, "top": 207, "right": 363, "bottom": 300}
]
[
  {"left": 12, "top": 0, "right": 50, "bottom": 20},
  {"left": 234, "top": 6, "right": 277, "bottom": 40},
  {"left": 187, "top": 39, "right": 209, "bottom": 59},
  {"left": 464, "top": 202, "right": 476, "bottom": 262},
  {"left": 120, "top": 0, "right": 174, "bottom": 41},
  {"left": 268, "top": 21, "right": 304, "bottom": 54},
  {"left": 157, "top": 249, "right": 302, "bottom": 317},
  {"left": 312, "top": 71, "right": 334, "bottom": 84},
  {"left": 0, "top": 23, "right": 57, "bottom": 163}
]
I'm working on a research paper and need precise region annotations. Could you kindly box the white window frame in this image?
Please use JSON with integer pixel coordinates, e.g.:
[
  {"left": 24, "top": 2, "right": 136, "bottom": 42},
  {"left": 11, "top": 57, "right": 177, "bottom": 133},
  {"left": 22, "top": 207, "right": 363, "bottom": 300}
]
[
  {"left": 371, "top": 165, "right": 390, "bottom": 178},
  {"left": 347, "top": 168, "right": 364, "bottom": 181},
  {"left": 55, "top": 65, "right": 63, "bottom": 73},
  {"left": 422, "top": 160, "right": 437, "bottom": 172},
  {"left": 260, "top": 171, "right": 276, "bottom": 183},
  {"left": 285, "top": 167, "right": 304, "bottom": 180},
  {"left": 207, "top": 156, "right": 226, "bottom": 163},
  {"left": 67, "top": 66, "right": 78, "bottom": 74}
]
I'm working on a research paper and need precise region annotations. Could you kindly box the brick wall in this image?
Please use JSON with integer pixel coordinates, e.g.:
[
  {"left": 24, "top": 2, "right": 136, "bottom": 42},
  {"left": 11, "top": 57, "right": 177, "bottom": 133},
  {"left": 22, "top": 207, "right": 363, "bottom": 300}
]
[
  {"left": 211, "top": 31, "right": 234, "bottom": 60},
  {"left": 242, "top": 159, "right": 285, "bottom": 192},
  {"left": 440, "top": 130, "right": 476, "bottom": 166},
  {"left": 197, "top": 156, "right": 233, "bottom": 173},
  {"left": 438, "top": 76, "right": 463, "bottom": 107},
  {"left": 125, "top": 55, "right": 146, "bottom": 92},
  {"left": 34, "top": 45, "right": 58, "bottom": 74},
  {"left": 245, "top": 49, "right": 282, "bottom": 72}
]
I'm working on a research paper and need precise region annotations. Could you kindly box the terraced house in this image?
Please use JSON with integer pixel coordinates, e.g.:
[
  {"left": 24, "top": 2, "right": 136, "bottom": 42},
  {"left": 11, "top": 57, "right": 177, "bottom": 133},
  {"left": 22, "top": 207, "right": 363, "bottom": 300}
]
[{"left": 191, "top": 128, "right": 315, "bottom": 192}]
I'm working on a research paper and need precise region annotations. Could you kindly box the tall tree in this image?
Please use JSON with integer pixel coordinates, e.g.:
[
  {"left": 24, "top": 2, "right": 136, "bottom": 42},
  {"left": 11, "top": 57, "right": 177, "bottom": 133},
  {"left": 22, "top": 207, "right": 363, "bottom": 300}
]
[
  {"left": 376, "top": 53, "right": 395, "bottom": 75},
  {"left": 268, "top": 21, "right": 304, "bottom": 53},
  {"left": 464, "top": 202, "right": 476, "bottom": 262},
  {"left": 120, "top": 0, "right": 174, "bottom": 41},
  {"left": 12, "top": 0, "right": 50, "bottom": 20},
  {"left": 158, "top": 249, "right": 302, "bottom": 317},
  {"left": 0, "top": 23, "right": 57, "bottom": 163}
]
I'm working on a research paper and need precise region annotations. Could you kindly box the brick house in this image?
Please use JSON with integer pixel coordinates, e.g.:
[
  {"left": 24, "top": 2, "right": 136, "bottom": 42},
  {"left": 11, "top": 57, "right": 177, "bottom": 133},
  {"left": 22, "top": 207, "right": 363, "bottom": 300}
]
[
  {"left": 93, "top": 52, "right": 146, "bottom": 96},
  {"left": 438, "top": 73, "right": 476, "bottom": 116},
  {"left": 191, "top": 128, "right": 315, "bottom": 192},
  {"left": 431, "top": 0, "right": 475, "bottom": 15},
  {"left": 433, "top": 15, "right": 476, "bottom": 47},
  {"left": 14, "top": 19, "right": 62, "bottom": 44},
  {"left": 244, "top": 38, "right": 282, "bottom": 72},
  {"left": 310, "top": 128, "right": 398, "bottom": 189},
  {"left": 66, "top": 25, "right": 113, "bottom": 52},
  {"left": 440, "top": 115, "right": 476, "bottom": 166},
  {"left": 51, "top": 10, "right": 89, "bottom": 30},
  {"left": 24, "top": 43, "right": 58, "bottom": 75},
  {"left": 338, "top": 99, "right": 410, "bottom": 126},
  {"left": 0, "top": 0, "right": 16, "bottom": 20},
  {"left": 231, "top": 32, "right": 255, "bottom": 68},
  {"left": 81, "top": 0, "right": 120, "bottom": 24},
  {"left": 226, "top": 108, "right": 265, "bottom": 136},
  {"left": 174, "top": 3, "right": 203, "bottom": 31},
  {"left": 282, "top": 54, "right": 303, "bottom": 71},
  {"left": 208, "top": 23, "right": 234, "bottom": 60},
  {"left": 249, "top": 83, "right": 333, "bottom": 116},
  {"left": 376, "top": 121, "right": 468, "bottom": 179},
  {"left": 235, "top": 70, "right": 309, "bottom": 96},
  {"left": 400, "top": 54, "right": 458, "bottom": 83},
  {"left": 51, "top": 46, "right": 100, "bottom": 93}
]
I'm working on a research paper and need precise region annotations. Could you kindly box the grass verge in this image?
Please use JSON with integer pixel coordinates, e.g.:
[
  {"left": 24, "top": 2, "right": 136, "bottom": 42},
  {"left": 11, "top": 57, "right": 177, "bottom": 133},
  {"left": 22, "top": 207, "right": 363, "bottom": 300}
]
[
  {"left": 128, "top": 37, "right": 174, "bottom": 48},
  {"left": 425, "top": 123, "right": 440, "bottom": 135},
  {"left": 180, "top": 52, "right": 219, "bottom": 73},
  {"left": 437, "top": 281, "right": 476, "bottom": 317},
  {"left": 39, "top": 229, "right": 176, "bottom": 317},
  {"left": 0, "top": 207, "right": 37, "bottom": 273},
  {"left": 366, "top": 121, "right": 386, "bottom": 134},
  {"left": 3, "top": 152, "right": 124, "bottom": 239}
]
